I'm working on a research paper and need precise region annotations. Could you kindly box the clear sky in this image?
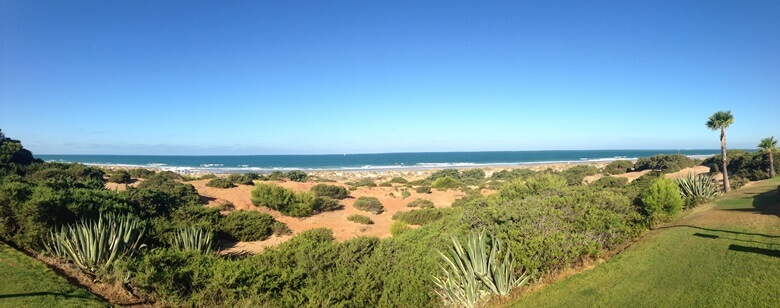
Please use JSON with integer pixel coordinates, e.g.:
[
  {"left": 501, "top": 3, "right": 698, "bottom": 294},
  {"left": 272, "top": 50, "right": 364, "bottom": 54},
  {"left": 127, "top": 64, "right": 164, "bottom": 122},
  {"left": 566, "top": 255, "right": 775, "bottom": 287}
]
[{"left": 1, "top": 0, "right": 778, "bottom": 155}]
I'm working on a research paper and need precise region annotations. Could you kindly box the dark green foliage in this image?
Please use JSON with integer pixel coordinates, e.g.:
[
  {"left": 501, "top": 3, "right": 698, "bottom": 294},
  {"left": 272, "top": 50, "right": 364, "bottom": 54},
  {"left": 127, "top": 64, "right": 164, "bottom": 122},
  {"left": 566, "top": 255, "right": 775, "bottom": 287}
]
[
  {"left": 730, "top": 176, "right": 749, "bottom": 190},
  {"left": 65, "top": 188, "right": 132, "bottom": 218},
  {"left": 624, "top": 171, "right": 663, "bottom": 206},
  {"left": 128, "top": 168, "right": 156, "bottom": 179},
  {"left": 310, "top": 184, "right": 349, "bottom": 199},
  {"left": 490, "top": 169, "right": 536, "bottom": 181},
  {"left": 590, "top": 176, "right": 628, "bottom": 188},
  {"left": 634, "top": 154, "right": 696, "bottom": 173},
  {"left": 314, "top": 196, "right": 343, "bottom": 212},
  {"left": 234, "top": 176, "right": 255, "bottom": 186},
  {"left": 0, "top": 131, "right": 35, "bottom": 167},
  {"left": 428, "top": 168, "right": 486, "bottom": 186},
  {"left": 431, "top": 176, "right": 463, "bottom": 190},
  {"left": 428, "top": 169, "right": 461, "bottom": 181},
  {"left": 401, "top": 189, "right": 411, "bottom": 199},
  {"left": 286, "top": 170, "right": 307, "bottom": 182},
  {"left": 123, "top": 173, "right": 200, "bottom": 219},
  {"left": 198, "top": 174, "right": 218, "bottom": 180},
  {"left": 347, "top": 214, "right": 374, "bottom": 225},
  {"left": 25, "top": 163, "right": 106, "bottom": 190},
  {"left": 243, "top": 172, "right": 261, "bottom": 180},
  {"left": 206, "top": 178, "right": 235, "bottom": 189},
  {"left": 406, "top": 198, "right": 434, "bottom": 208},
  {"left": 460, "top": 169, "right": 486, "bottom": 183},
  {"left": 705, "top": 150, "right": 779, "bottom": 181},
  {"left": 603, "top": 160, "right": 633, "bottom": 175},
  {"left": 451, "top": 192, "right": 488, "bottom": 208},
  {"left": 108, "top": 170, "right": 132, "bottom": 184},
  {"left": 171, "top": 205, "right": 222, "bottom": 231},
  {"left": 219, "top": 210, "right": 281, "bottom": 242},
  {"left": 415, "top": 185, "right": 432, "bottom": 194},
  {"left": 251, "top": 183, "right": 336, "bottom": 217},
  {"left": 560, "top": 165, "right": 599, "bottom": 185},
  {"left": 350, "top": 178, "right": 377, "bottom": 188},
  {"left": 267, "top": 170, "right": 285, "bottom": 181},
  {"left": 392, "top": 208, "right": 444, "bottom": 225},
  {"left": 353, "top": 196, "right": 385, "bottom": 214},
  {"left": 389, "top": 177, "right": 409, "bottom": 184}
]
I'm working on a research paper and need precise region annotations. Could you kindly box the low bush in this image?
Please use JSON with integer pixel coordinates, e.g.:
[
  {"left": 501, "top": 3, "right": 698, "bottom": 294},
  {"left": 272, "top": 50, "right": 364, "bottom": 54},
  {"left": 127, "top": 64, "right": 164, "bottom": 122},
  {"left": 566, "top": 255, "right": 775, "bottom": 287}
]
[
  {"left": 641, "top": 178, "right": 684, "bottom": 224},
  {"left": 199, "top": 174, "right": 218, "bottom": 180},
  {"left": 218, "top": 210, "right": 281, "bottom": 242},
  {"left": 128, "top": 168, "right": 156, "bottom": 179},
  {"left": 353, "top": 196, "right": 385, "bottom": 214},
  {"left": 428, "top": 169, "right": 460, "bottom": 181},
  {"left": 560, "top": 165, "right": 599, "bottom": 185},
  {"left": 267, "top": 171, "right": 285, "bottom": 181},
  {"left": 206, "top": 178, "right": 235, "bottom": 189},
  {"left": 730, "top": 176, "right": 749, "bottom": 190},
  {"left": 390, "top": 220, "right": 411, "bottom": 236},
  {"left": 310, "top": 184, "right": 349, "bottom": 199},
  {"left": 389, "top": 177, "right": 409, "bottom": 184},
  {"left": 406, "top": 198, "right": 434, "bottom": 208},
  {"left": 634, "top": 154, "right": 696, "bottom": 173},
  {"left": 431, "top": 176, "right": 463, "bottom": 190},
  {"left": 314, "top": 196, "right": 343, "bottom": 212},
  {"left": 286, "top": 170, "right": 308, "bottom": 182},
  {"left": 251, "top": 183, "right": 336, "bottom": 217},
  {"left": 490, "top": 169, "right": 536, "bottom": 181},
  {"left": 347, "top": 214, "right": 374, "bottom": 225},
  {"left": 603, "top": 160, "right": 633, "bottom": 175},
  {"left": 415, "top": 185, "right": 432, "bottom": 194},
  {"left": 392, "top": 208, "right": 444, "bottom": 225},
  {"left": 350, "top": 178, "right": 377, "bottom": 188},
  {"left": 108, "top": 170, "right": 132, "bottom": 184},
  {"left": 590, "top": 176, "right": 628, "bottom": 188},
  {"left": 401, "top": 189, "right": 411, "bottom": 199}
]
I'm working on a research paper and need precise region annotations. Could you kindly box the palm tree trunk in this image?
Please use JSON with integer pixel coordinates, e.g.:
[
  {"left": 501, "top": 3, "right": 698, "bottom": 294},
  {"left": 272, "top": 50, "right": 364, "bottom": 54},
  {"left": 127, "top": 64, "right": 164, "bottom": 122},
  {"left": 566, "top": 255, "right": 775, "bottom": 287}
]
[
  {"left": 770, "top": 150, "right": 775, "bottom": 178},
  {"left": 721, "top": 128, "right": 730, "bottom": 192}
]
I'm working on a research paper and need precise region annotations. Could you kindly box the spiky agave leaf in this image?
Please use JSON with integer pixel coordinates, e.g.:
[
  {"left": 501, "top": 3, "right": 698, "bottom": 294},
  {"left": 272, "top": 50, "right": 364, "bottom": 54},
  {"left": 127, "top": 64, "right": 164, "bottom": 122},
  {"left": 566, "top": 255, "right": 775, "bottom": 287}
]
[
  {"left": 171, "top": 226, "right": 213, "bottom": 253},
  {"left": 676, "top": 173, "right": 719, "bottom": 207}
]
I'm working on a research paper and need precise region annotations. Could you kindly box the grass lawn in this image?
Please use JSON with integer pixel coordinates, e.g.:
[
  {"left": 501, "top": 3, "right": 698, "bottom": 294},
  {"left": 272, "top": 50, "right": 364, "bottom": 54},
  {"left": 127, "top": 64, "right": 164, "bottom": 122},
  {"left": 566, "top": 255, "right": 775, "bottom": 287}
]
[
  {"left": 508, "top": 177, "right": 780, "bottom": 307},
  {"left": 0, "top": 242, "right": 107, "bottom": 308}
]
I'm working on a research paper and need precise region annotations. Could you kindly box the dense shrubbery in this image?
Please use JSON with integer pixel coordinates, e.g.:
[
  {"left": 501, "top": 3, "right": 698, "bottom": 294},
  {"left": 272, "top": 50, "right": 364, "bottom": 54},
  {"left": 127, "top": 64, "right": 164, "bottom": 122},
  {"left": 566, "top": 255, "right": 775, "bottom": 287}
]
[
  {"left": 603, "top": 160, "right": 633, "bottom": 175},
  {"left": 704, "top": 150, "right": 779, "bottom": 181},
  {"left": 310, "top": 183, "right": 349, "bottom": 199},
  {"left": 415, "top": 185, "right": 432, "bottom": 194},
  {"left": 349, "top": 178, "right": 377, "bottom": 188},
  {"left": 730, "top": 176, "right": 749, "bottom": 190},
  {"left": 590, "top": 176, "right": 628, "bottom": 188},
  {"left": 389, "top": 177, "right": 409, "bottom": 184},
  {"left": 490, "top": 169, "right": 536, "bottom": 181},
  {"left": 641, "top": 178, "right": 684, "bottom": 224},
  {"left": 219, "top": 210, "right": 282, "bottom": 241},
  {"left": 560, "top": 165, "right": 600, "bottom": 185},
  {"left": 392, "top": 208, "right": 445, "bottom": 225},
  {"left": 251, "top": 183, "right": 340, "bottom": 217},
  {"left": 108, "top": 170, "right": 132, "bottom": 184},
  {"left": 407, "top": 198, "right": 434, "bottom": 208},
  {"left": 347, "top": 214, "right": 373, "bottom": 224},
  {"left": 286, "top": 170, "right": 307, "bottom": 182},
  {"left": 634, "top": 154, "right": 696, "bottom": 173},
  {"left": 431, "top": 176, "right": 463, "bottom": 190},
  {"left": 206, "top": 178, "right": 235, "bottom": 188},
  {"left": 128, "top": 168, "right": 156, "bottom": 179},
  {"left": 353, "top": 196, "right": 385, "bottom": 214}
]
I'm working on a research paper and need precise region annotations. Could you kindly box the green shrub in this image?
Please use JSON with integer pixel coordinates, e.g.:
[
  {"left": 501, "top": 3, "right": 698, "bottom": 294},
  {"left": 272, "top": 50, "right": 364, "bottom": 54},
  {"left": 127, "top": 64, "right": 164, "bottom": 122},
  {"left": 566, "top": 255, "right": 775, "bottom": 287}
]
[
  {"left": 123, "top": 174, "right": 200, "bottom": 219},
  {"left": 401, "top": 189, "right": 411, "bottom": 199},
  {"left": 590, "top": 176, "right": 628, "bottom": 188},
  {"left": 390, "top": 220, "right": 411, "bottom": 236},
  {"left": 392, "top": 208, "right": 444, "bottom": 225},
  {"left": 415, "top": 185, "right": 432, "bottom": 194},
  {"left": 286, "top": 170, "right": 307, "bottom": 182},
  {"left": 560, "top": 165, "right": 599, "bottom": 185},
  {"left": 641, "top": 178, "right": 684, "bottom": 224},
  {"left": 730, "top": 176, "right": 749, "bottom": 190},
  {"left": 705, "top": 151, "right": 779, "bottom": 181},
  {"left": 431, "top": 176, "right": 463, "bottom": 190},
  {"left": 603, "top": 160, "right": 633, "bottom": 175},
  {"left": 234, "top": 176, "right": 255, "bottom": 186},
  {"left": 347, "top": 214, "right": 374, "bottom": 225},
  {"left": 428, "top": 169, "right": 460, "bottom": 181},
  {"left": 243, "top": 173, "right": 261, "bottom": 180},
  {"left": 310, "top": 184, "right": 349, "bottom": 199},
  {"left": 128, "top": 168, "right": 156, "bottom": 179},
  {"left": 199, "top": 174, "right": 218, "bottom": 180},
  {"left": 406, "top": 198, "right": 434, "bottom": 208},
  {"left": 314, "top": 196, "right": 343, "bottom": 212},
  {"left": 634, "top": 154, "right": 696, "bottom": 173},
  {"left": 218, "top": 211, "right": 280, "bottom": 242},
  {"left": 206, "top": 178, "right": 235, "bottom": 189},
  {"left": 170, "top": 205, "right": 222, "bottom": 231},
  {"left": 350, "top": 178, "right": 377, "bottom": 188},
  {"left": 389, "top": 177, "right": 409, "bottom": 184},
  {"left": 108, "top": 170, "right": 132, "bottom": 184},
  {"left": 490, "top": 169, "right": 536, "bottom": 181},
  {"left": 250, "top": 183, "right": 323, "bottom": 217},
  {"left": 353, "top": 196, "right": 385, "bottom": 214},
  {"left": 625, "top": 171, "right": 663, "bottom": 206},
  {"left": 267, "top": 171, "right": 285, "bottom": 181}
]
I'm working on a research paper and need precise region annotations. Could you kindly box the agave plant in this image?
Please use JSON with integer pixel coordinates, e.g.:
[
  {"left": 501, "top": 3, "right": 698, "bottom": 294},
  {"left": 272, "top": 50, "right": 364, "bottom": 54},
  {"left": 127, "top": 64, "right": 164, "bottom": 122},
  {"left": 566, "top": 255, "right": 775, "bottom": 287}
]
[
  {"left": 171, "top": 226, "right": 213, "bottom": 253},
  {"left": 675, "top": 173, "right": 719, "bottom": 207},
  {"left": 432, "top": 230, "right": 529, "bottom": 307},
  {"left": 44, "top": 213, "right": 145, "bottom": 273}
]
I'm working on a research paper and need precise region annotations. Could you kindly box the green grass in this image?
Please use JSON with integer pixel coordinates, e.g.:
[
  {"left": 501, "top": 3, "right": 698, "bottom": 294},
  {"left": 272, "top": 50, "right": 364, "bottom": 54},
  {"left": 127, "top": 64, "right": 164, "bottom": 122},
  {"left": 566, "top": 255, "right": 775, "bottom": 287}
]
[
  {"left": 0, "top": 242, "right": 107, "bottom": 308},
  {"left": 509, "top": 177, "right": 780, "bottom": 307}
]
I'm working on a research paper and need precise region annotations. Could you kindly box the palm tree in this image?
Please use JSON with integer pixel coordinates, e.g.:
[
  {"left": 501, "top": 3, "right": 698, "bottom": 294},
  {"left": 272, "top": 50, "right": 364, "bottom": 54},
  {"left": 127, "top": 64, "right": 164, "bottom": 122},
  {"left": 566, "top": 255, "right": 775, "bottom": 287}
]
[
  {"left": 758, "top": 136, "right": 777, "bottom": 178},
  {"left": 706, "top": 110, "right": 734, "bottom": 192}
]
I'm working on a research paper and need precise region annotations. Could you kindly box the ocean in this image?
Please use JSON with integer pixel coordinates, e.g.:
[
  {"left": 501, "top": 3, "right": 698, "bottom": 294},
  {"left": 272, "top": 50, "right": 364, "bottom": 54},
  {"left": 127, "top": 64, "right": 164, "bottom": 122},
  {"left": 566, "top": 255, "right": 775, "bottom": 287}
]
[{"left": 37, "top": 149, "right": 722, "bottom": 173}]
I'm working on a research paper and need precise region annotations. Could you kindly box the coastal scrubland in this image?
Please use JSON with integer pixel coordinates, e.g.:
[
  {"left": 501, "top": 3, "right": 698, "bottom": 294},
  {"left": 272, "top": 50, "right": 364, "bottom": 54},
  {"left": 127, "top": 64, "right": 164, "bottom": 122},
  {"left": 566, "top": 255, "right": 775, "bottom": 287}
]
[{"left": 1, "top": 130, "right": 778, "bottom": 307}]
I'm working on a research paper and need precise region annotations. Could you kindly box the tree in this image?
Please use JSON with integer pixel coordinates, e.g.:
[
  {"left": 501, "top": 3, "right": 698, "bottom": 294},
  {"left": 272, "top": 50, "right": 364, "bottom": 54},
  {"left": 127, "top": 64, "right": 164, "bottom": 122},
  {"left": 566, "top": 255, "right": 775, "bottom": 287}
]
[
  {"left": 758, "top": 136, "right": 777, "bottom": 178},
  {"left": 706, "top": 110, "right": 734, "bottom": 192}
]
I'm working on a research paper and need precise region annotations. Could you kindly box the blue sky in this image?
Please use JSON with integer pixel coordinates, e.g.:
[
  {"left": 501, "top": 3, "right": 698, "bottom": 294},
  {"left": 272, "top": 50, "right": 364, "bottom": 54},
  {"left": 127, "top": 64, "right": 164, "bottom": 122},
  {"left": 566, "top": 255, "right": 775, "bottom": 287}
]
[{"left": 1, "top": 0, "right": 778, "bottom": 155}]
